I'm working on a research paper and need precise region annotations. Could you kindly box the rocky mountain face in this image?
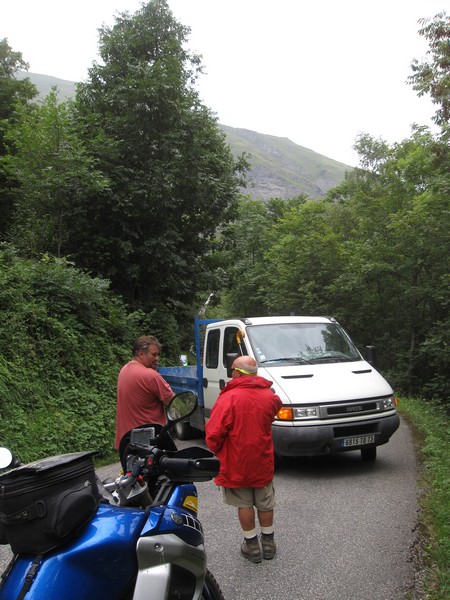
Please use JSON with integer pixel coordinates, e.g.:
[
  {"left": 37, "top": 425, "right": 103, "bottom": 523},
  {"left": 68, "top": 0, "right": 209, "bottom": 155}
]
[{"left": 221, "top": 125, "right": 351, "bottom": 200}]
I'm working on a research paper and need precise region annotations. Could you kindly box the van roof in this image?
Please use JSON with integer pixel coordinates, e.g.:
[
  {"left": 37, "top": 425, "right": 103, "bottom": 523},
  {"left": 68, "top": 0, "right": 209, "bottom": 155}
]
[{"left": 208, "top": 316, "right": 336, "bottom": 327}]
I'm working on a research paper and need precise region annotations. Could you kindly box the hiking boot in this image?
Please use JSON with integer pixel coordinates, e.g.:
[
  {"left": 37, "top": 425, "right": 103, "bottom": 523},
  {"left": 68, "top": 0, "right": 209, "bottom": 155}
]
[
  {"left": 261, "top": 533, "right": 276, "bottom": 559},
  {"left": 241, "top": 537, "right": 262, "bottom": 563}
]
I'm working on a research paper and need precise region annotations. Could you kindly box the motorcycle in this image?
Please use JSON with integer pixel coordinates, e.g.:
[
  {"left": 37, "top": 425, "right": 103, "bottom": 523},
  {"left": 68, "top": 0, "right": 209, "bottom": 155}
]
[{"left": 0, "top": 391, "right": 224, "bottom": 599}]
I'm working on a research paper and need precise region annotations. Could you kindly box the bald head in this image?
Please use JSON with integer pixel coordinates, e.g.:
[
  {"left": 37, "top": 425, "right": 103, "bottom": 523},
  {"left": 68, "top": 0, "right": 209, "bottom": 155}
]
[{"left": 232, "top": 356, "right": 258, "bottom": 375}]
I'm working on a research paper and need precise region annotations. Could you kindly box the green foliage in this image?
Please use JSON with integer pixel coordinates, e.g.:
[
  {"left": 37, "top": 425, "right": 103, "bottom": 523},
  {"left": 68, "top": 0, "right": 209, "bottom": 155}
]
[
  {"left": 70, "top": 0, "right": 244, "bottom": 313},
  {"left": 0, "top": 38, "right": 38, "bottom": 239},
  {"left": 0, "top": 245, "right": 139, "bottom": 462},
  {"left": 208, "top": 128, "right": 449, "bottom": 404},
  {"left": 409, "top": 11, "right": 450, "bottom": 134},
  {"left": 2, "top": 90, "right": 110, "bottom": 257},
  {"left": 328, "top": 131, "right": 449, "bottom": 399},
  {"left": 398, "top": 398, "right": 450, "bottom": 599},
  {"left": 264, "top": 198, "right": 344, "bottom": 315},
  {"left": 0, "top": 38, "right": 37, "bottom": 122},
  {"left": 213, "top": 198, "right": 277, "bottom": 316}
]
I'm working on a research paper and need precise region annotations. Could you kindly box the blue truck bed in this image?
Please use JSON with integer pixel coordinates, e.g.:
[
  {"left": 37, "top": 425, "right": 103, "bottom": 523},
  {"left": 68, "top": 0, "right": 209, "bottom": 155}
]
[{"left": 158, "top": 365, "right": 200, "bottom": 397}]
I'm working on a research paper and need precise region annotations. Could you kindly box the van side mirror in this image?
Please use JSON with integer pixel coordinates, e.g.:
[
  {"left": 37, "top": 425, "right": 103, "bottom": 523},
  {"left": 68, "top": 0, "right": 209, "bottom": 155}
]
[
  {"left": 365, "top": 345, "right": 377, "bottom": 367},
  {"left": 226, "top": 353, "right": 239, "bottom": 378}
]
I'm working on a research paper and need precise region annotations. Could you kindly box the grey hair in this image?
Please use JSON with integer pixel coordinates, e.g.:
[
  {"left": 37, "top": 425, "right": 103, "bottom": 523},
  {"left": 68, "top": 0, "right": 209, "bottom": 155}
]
[{"left": 132, "top": 335, "right": 161, "bottom": 357}]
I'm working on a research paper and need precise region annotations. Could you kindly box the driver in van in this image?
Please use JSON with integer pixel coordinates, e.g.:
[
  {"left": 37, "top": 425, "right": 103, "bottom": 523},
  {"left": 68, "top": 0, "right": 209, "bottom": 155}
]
[
  {"left": 205, "top": 356, "right": 282, "bottom": 563},
  {"left": 114, "top": 335, "right": 174, "bottom": 450}
]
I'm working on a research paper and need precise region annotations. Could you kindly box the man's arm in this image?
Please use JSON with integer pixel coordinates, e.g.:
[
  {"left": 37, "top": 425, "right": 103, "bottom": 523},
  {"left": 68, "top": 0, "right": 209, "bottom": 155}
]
[{"left": 149, "top": 372, "right": 175, "bottom": 405}]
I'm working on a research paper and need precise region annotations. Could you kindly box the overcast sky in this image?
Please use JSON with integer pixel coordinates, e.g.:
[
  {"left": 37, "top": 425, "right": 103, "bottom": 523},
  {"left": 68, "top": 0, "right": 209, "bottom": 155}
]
[{"left": 2, "top": 0, "right": 445, "bottom": 166}]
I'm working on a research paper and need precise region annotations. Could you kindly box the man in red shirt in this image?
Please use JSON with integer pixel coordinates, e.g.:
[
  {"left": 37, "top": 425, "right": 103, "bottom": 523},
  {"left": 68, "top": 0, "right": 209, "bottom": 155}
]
[
  {"left": 205, "top": 356, "right": 282, "bottom": 563},
  {"left": 115, "top": 335, "right": 174, "bottom": 449}
]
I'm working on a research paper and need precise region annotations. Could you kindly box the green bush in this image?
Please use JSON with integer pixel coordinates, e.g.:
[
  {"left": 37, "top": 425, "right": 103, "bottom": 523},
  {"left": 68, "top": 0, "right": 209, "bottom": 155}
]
[{"left": 0, "top": 245, "right": 139, "bottom": 461}]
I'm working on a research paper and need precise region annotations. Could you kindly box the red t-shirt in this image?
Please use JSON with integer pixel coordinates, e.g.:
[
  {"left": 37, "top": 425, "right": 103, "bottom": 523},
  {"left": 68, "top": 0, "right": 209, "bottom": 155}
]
[
  {"left": 205, "top": 376, "right": 282, "bottom": 488},
  {"left": 114, "top": 361, "right": 174, "bottom": 448}
]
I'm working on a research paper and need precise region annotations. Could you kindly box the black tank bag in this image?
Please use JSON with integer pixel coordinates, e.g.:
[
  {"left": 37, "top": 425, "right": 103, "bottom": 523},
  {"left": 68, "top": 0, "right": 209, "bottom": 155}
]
[{"left": 0, "top": 451, "right": 99, "bottom": 555}]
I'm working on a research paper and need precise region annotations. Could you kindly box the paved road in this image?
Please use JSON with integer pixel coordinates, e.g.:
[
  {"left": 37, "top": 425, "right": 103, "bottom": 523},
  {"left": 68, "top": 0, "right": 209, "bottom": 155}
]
[
  {"left": 200, "top": 415, "right": 419, "bottom": 600},
  {"left": 0, "top": 416, "right": 418, "bottom": 599}
]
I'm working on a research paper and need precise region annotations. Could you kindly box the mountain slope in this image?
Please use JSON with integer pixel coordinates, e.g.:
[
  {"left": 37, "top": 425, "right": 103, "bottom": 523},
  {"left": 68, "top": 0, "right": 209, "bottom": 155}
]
[
  {"left": 17, "top": 71, "right": 351, "bottom": 199},
  {"left": 221, "top": 125, "right": 351, "bottom": 199},
  {"left": 16, "top": 70, "right": 78, "bottom": 101}
]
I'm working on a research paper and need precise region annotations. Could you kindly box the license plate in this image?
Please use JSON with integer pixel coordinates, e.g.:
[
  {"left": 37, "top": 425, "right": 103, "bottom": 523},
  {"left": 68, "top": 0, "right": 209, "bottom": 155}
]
[{"left": 340, "top": 434, "right": 375, "bottom": 448}]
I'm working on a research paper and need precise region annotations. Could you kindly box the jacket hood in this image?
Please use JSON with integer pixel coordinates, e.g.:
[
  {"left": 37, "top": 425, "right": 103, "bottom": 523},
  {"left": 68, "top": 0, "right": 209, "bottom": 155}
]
[{"left": 220, "top": 375, "right": 273, "bottom": 395}]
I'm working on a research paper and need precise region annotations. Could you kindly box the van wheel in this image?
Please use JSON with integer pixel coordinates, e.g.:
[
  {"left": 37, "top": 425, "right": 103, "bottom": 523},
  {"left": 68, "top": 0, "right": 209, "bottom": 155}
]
[
  {"left": 361, "top": 447, "right": 377, "bottom": 462},
  {"left": 175, "top": 420, "right": 193, "bottom": 440}
]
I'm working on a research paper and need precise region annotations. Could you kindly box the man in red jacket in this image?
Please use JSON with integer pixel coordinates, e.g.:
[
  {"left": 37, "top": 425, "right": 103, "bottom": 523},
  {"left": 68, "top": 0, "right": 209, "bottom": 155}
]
[{"left": 205, "top": 356, "right": 282, "bottom": 563}]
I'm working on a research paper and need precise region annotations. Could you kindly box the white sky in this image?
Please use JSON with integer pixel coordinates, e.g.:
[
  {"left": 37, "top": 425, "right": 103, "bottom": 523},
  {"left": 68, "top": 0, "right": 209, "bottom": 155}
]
[{"left": 1, "top": 0, "right": 445, "bottom": 166}]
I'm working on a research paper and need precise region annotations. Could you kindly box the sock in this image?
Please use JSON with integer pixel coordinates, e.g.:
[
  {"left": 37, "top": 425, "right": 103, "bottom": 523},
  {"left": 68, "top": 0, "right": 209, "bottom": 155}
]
[
  {"left": 243, "top": 529, "right": 257, "bottom": 540},
  {"left": 261, "top": 526, "right": 274, "bottom": 536}
]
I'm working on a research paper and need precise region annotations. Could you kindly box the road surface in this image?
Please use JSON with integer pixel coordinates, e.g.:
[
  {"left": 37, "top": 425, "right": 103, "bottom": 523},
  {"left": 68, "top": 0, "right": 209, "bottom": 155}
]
[
  {"left": 199, "top": 415, "right": 419, "bottom": 599},
  {"left": 0, "top": 416, "right": 418, "bottom": 599}
]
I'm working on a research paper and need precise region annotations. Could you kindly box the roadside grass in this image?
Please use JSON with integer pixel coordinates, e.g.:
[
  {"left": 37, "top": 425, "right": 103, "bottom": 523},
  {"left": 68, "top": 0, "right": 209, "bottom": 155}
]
[
  {"left": 398, "top": 397, "right": 449, "bottom": 600},
  {"left": 96, "top": 451, "right": 120, "bottom": 468}
]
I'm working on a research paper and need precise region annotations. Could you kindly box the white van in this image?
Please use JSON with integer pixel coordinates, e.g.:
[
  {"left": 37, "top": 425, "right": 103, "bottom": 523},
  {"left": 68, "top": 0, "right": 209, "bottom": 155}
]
[{"left": 201, "top": 316, "right": 399, "bottom": 462}]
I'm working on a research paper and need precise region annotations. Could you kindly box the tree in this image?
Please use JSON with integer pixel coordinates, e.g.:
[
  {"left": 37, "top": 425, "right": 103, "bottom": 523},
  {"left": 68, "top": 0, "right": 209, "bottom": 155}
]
[
  {"left": 326, "top": 131, "right": 449, "bottom": 400},
  {"left": 0, "top": 38, "right": 38, "bottom": 238},
  {"left": 0, "top": 38, "right": 37, "bottom": 123},
  {"left": 211, "top": 197, "right": 275, "bottom": 316},
  {"left": 409, "top": 11, "right": 450, "bottom": 134},
  {"left": 3, "top": 90, "right": 110, "bottom": 257},
  {"left": 262, "top": 198, "right": 345, "bottom": 316},
  {"left": 72, "top": 0, "right": 245, "bottom": 315}
]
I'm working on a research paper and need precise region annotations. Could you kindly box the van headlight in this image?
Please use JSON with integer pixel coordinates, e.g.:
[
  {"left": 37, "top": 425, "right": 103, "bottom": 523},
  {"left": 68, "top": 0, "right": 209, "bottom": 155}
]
[
  {"left": 294, "top": 406, "right": 320, "bottom": 419},
  {"left": 381, "top": 396, "right": 397, "bottom": 410},
  {"left": 276, "top": 406, "right": 320, "bottom": 420}
]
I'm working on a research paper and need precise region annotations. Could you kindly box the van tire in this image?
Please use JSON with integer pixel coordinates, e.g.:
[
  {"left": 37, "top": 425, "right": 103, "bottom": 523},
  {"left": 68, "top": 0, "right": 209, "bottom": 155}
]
[
  {"left": 174, "top": 420, "right": 193, "bottom": 440},
  {"left": 361, "top": 447, "right": 377, "bottom": 462}
]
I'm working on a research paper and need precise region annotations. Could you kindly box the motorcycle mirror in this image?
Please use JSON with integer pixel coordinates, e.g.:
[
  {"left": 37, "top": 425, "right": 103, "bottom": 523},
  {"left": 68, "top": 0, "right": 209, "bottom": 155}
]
[
  {"left": 166, "top": 391, "right": 198, "bottom": 423},
  {"left": 0, "top": 447, "right": 14, "bottom": 469}
]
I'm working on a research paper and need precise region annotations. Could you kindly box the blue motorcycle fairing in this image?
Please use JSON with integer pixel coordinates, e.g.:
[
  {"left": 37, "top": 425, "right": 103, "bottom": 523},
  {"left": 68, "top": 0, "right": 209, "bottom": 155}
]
[
  {"left": 140, "top": 484, "right": 204, "bottom": 548},
  {"left": 168, "top": 483, "right": 199, "bottom": 515},
  {"left": 0, "top": 503, "right": 147, "bottom": 600}
]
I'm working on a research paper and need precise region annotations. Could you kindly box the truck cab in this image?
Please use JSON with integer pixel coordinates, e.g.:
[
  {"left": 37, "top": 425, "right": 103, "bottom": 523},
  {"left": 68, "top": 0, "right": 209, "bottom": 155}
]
[{"left": 201, "top": 316, "right": 399, "bottom": 462}]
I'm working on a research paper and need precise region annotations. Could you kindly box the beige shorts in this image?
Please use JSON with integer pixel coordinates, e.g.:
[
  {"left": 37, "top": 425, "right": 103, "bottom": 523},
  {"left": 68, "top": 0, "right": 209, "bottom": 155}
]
[{"left": 221, "top": 482, "right": 276, "bottom": 511}]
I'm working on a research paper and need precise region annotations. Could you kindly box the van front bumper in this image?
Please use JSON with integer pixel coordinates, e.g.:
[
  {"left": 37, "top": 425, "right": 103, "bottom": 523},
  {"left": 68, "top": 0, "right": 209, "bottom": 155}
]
[{"left": 272, "top": 413, "right": 400, "bottom": 457}]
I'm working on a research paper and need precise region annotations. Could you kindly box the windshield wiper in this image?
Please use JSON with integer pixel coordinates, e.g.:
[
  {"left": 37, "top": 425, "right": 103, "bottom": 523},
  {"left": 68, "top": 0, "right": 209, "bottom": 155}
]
[
  {"left": 310, "top": 354, "right": 354, "bottom": 363},
  {"left": 260, "top": 356, "right": 312, "bottom": 365}
]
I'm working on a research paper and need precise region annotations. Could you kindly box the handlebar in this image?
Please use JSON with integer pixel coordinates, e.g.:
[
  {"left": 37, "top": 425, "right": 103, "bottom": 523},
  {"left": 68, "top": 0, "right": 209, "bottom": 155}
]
[
  {"left": 159, "top": 456, "right": 203, "bottom": 470},
  {"left": 101, "top": 447, "right": 219, "bottom": 508},
  {"left": 158, "top": 452, "right": 220, "bottom": 482}
]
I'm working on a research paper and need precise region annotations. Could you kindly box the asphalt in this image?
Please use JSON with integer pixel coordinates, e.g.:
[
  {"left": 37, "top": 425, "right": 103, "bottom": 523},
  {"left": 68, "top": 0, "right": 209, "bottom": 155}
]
[{"left": 0, "top": 416, "right": 419, "bottom": 599}]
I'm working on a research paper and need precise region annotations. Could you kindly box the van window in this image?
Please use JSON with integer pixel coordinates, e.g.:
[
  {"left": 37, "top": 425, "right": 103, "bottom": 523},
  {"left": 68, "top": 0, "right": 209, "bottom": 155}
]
[
  {"left": 205, "top": 329, "right": 220, "bottom": 369},
  {"left": 247, "top": 323, "right": 361, "bottom": 364},
  {"left": 223, "top": 327, "right": 248, "bottom": 365}
]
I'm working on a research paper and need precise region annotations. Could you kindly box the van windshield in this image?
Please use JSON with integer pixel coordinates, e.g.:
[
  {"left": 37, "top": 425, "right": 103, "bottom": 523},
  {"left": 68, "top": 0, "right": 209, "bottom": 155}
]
[{"left": 247, "top": 323, "right": 362, "bottom": 365}]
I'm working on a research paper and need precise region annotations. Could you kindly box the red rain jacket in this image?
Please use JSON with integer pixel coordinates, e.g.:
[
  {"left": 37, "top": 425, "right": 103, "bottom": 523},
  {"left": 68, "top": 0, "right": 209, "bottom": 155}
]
[{"left": 205, "top": 376, "right": 282, "bottom": 488}]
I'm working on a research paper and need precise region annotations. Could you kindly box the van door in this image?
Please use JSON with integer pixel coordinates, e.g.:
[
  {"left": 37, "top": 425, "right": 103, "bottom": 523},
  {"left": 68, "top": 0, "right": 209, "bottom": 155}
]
[{"left": 202, "top": 324, "right": 248, "bottom": 414}]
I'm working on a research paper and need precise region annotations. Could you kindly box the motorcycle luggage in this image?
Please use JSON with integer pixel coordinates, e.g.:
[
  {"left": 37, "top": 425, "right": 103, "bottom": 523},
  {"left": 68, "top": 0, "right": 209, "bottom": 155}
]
[{"left": 0, "top": 451, "right": 99, "bottom": 555}]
